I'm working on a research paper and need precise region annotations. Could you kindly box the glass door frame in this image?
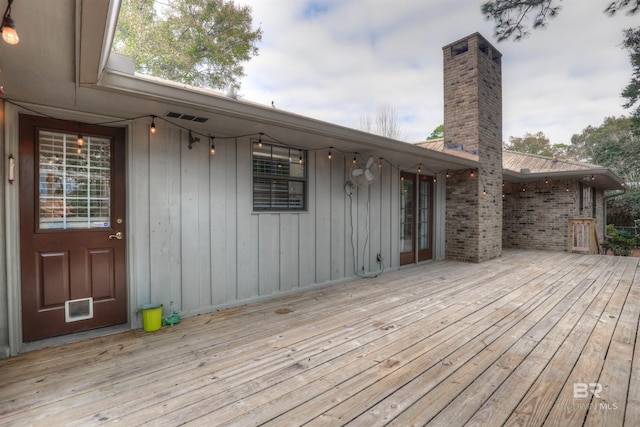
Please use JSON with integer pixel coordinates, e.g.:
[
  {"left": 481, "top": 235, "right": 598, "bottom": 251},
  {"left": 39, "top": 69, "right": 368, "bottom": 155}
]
[{"left": 400, "top": 171, "right": 434, "bottom": 265}]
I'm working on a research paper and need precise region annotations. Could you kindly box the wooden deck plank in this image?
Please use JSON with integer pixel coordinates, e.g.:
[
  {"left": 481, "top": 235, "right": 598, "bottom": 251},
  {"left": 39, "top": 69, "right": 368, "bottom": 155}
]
[
  {"left": 0, "top": 261, "right": 470, "bottom": 407},
  {"left": 538, "top": 257, "right": 639, "bottom": 427},
  {"left": 0, "top": 259, "right": 512, "bottom": 424},
  {"left": 130, "top": 255, "right": 541, "bottom": 425},
  {"left": 466, "top": 256, "right": 630, "bottom": 427},
  {"left": 384, "top": 255, "right": 614, "bottom": 426},
  {"left": 214, "top": 255, "right": 575, "bottom": 425},
  {"left": 0, "top": 251, "right": 637, "bottom": 427},
  {"left": 296, "top": 251, "right": 590, "bottom": 426},
  {"left": 583, "top": 262, "right": 640, "bottom": 427}
]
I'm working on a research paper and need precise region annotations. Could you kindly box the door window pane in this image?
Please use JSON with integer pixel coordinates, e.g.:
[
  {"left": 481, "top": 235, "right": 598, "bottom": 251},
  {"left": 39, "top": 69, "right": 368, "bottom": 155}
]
[
  {"left": 400, "top": 178, "right": 414, "bottom": 253},
  {"left": 38, "top": 131, "right": 112, "bottom": 230},
  {"left": 419, "top": 180, "right": 430, "bottom": 250}
]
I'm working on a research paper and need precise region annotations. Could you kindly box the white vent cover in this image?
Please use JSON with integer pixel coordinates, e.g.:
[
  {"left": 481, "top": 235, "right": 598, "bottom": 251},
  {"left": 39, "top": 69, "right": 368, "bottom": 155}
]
[{"left": 65, "top": 297, "right": 94, "bottom": 323}]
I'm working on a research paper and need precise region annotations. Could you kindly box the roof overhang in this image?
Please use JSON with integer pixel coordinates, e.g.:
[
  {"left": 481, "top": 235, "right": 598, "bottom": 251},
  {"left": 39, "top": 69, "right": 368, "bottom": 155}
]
[{"left": 503, "top": 167, "right": 626, "bottom": 191}]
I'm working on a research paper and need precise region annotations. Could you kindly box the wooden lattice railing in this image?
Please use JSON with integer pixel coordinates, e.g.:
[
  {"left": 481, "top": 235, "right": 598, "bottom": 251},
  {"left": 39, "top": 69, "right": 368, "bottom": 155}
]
[{"left": 568, "top": 218, "right": 600, "bottom": 254}]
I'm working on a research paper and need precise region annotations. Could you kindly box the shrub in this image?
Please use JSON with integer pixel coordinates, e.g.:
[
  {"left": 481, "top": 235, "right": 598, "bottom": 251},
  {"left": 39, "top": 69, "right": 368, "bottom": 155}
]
[{"left": 602, "top": 224, "right": 636, "bottom": 256}]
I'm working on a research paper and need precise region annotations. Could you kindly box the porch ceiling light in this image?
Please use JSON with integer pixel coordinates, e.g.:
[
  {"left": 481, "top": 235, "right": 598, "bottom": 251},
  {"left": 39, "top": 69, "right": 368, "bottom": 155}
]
[{"left": 1, "top": 0, "right": 18, "bottom": 45}]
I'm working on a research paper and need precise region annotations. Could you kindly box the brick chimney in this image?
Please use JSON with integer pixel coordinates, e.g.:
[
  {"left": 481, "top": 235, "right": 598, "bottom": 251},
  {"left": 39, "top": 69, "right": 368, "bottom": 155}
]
[{"left": 442, "top": 33, "right": 503, "bottom": 262}]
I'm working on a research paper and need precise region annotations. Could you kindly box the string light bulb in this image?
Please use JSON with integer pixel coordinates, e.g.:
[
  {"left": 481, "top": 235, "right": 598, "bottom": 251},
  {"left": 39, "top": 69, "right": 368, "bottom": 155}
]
[
  {"left": 258, "top": 133, "right": 263, "bottom": 148},
  {"left": 379, "top": 157, "right": 383, "bottom": 168},
  {"left": 433, "top": 175, "right": 437, "bottom": 183},
  {"left": 353, "top": 153, "right": 357, "bottom": 164},
  {"left": 150, "top": 116, "right": 157, "bottom": 134},
  {"left": 418, "top": 163, "right": 422, "bottom": 174},
  {"left": 470, "top": 170, "right": 475, "bottom": 178},
  {"left": 298, "top": 153, "right": 303, "bottom": 164},
  {"left": 445, "top": 170, "right": 450, "bottom": 178},
  {"left": 209, "top": 137, "right": 215, "bottom": 155},
  {"left": 77, "top": 135, "right": 84, "bottom": 147},
  {"left": 328, "top": 147, "right": 333, "bottom": 160},
  {"left": 1, "top": 0, "right": 19, "bottom": 45}
]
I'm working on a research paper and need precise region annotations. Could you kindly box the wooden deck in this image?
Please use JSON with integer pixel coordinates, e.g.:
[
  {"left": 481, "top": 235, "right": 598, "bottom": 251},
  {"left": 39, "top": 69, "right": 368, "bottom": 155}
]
[{"left": 1, "top": 250, "right": 639, "bottom": 426}]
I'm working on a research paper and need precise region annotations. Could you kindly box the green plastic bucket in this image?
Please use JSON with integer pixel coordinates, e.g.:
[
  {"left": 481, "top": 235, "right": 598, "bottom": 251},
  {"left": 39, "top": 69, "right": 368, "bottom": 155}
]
[{"left": 141, "top": 304, "right": 163, "bottom": 332}]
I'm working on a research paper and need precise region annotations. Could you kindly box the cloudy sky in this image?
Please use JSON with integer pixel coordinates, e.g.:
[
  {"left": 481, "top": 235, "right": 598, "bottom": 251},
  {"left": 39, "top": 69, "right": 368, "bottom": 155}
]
[{"left": 233, "top": 0, "right": 637, "bottom": 146}]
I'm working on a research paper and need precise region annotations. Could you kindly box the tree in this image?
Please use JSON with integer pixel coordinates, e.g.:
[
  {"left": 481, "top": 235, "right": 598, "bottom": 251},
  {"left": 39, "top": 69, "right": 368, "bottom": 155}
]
[
  {"left": 481, "top": 0, "right": 639, "bottom": 42},
  {"left": 504, "top": 131, "right": 565, "bottom": 157},
  {"left": 622, "top": 27, "right": 640, "bottom": 119},
  {"left": 113, "top": 0, "right": 262, "bottom": 91},
  {"left": 360, "top": 103, "right": 402, "bottom": 139},
  {"left": 570, "top": 116, "right": 639, "bottom": 181},
  {"left": 569, "top": 116, "right": 640, "bottom": 224},
  {"left": 427, "top": 124, "right": 444, "bottom": 140}
]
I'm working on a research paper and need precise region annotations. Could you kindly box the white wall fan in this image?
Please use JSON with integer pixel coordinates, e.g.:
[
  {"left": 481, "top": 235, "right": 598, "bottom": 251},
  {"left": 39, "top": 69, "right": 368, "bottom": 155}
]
[{"left": 350, "top": 155, "right": 381, "bottom": 187}]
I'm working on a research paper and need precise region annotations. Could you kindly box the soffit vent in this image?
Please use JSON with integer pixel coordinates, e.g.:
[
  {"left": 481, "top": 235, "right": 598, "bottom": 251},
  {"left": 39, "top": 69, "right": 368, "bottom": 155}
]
[{"left": 166, "top": 111, "right": 209, "bottom": 123}]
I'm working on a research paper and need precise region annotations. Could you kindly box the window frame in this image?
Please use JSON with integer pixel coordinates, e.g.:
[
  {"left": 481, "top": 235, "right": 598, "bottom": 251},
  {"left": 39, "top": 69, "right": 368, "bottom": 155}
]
[{"left": 252, "top": 140, "right": 307, "bottom": 212}]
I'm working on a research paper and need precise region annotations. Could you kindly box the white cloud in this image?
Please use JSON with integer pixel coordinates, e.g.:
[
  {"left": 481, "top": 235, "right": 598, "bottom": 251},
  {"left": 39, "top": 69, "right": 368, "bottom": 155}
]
[{"left": 238, "top": 0, "right": 637, "bottom": 144}]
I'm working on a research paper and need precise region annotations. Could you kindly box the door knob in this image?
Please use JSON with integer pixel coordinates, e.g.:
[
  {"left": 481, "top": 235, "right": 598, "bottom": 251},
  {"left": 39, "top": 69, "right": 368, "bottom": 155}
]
[{"left": 109, "top": 231, "right": 123, "bottom": 240}]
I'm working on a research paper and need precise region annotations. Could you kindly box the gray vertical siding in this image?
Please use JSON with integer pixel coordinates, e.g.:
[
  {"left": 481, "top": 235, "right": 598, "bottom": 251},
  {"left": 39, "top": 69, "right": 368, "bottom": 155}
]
[
  {"left": 128, "top": 122, "right": 401, "bottom": 323},
  {"left": 0, "top": 106, "right": 7, "bottom": 358}
]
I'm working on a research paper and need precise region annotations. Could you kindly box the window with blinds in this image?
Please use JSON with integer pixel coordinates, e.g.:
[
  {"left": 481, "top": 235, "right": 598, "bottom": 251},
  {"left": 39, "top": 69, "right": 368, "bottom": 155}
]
[
  {"left": 38, "top": 130, "right": 112, "bottom": 230},
  {"left": 252, "top": 141, "right": 306, "bottom": 211}
]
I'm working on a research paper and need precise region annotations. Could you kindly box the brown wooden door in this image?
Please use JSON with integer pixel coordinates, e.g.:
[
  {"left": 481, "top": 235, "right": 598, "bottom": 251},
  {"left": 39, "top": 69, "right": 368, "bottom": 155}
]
[
  {"left": 400, "top": 172, "right": 433, "bottom": 266},
  {"left": 19, "top": 114, "right": 127, "bottom": 341}
]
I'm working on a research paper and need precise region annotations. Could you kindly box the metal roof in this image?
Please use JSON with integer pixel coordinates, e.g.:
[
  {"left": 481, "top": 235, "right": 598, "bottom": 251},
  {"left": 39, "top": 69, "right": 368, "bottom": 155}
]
[{"left": 417, "top": 140, "right": 626, "bottom": 190}]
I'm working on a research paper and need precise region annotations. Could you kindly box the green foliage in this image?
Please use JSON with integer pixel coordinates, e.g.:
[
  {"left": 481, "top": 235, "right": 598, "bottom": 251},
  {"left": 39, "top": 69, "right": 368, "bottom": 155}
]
[
  {"left": 608, "top": 187, "right": 640, "bottom": 225},
  {"left": 570, "top": 116, "right": 639, "bottom": 181},
  {"left": 504, "top": 131, "right": 565, "bottom": 157},
  {"left": 602, "top": 224, "right": 636, "bottom": 256},
  {"left": 569, "top": 116, "right": 640, "bottom": 225},
  {"left": 622, "top": 28, "right": 640, "bottom": 119},
  {"left": 113, "top": 0, "right": 262, "bottom": 91},
  {"left": 427, "top": 124, "right": 444, "bottom": 140}
]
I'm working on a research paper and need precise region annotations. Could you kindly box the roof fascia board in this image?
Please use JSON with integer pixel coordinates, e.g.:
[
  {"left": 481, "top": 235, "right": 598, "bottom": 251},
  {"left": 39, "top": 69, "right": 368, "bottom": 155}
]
[{"left": 78, "top": 0, "right": 116, "bottom": 85}]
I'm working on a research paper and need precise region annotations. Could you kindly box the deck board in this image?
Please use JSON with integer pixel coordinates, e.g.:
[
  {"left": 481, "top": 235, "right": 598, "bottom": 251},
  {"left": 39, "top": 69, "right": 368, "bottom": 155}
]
[{"left": 0, "top": 250, "right": 638, "bottom": 427}]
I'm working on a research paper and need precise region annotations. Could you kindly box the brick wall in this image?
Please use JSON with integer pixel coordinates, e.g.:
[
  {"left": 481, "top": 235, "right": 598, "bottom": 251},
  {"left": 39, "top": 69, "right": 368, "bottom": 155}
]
[
  {"left": 445, "top": 169, "right": 480, "bottom": 261},
  {"left": 502, "top": 180, "right": 603, "bottom": 251}
]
